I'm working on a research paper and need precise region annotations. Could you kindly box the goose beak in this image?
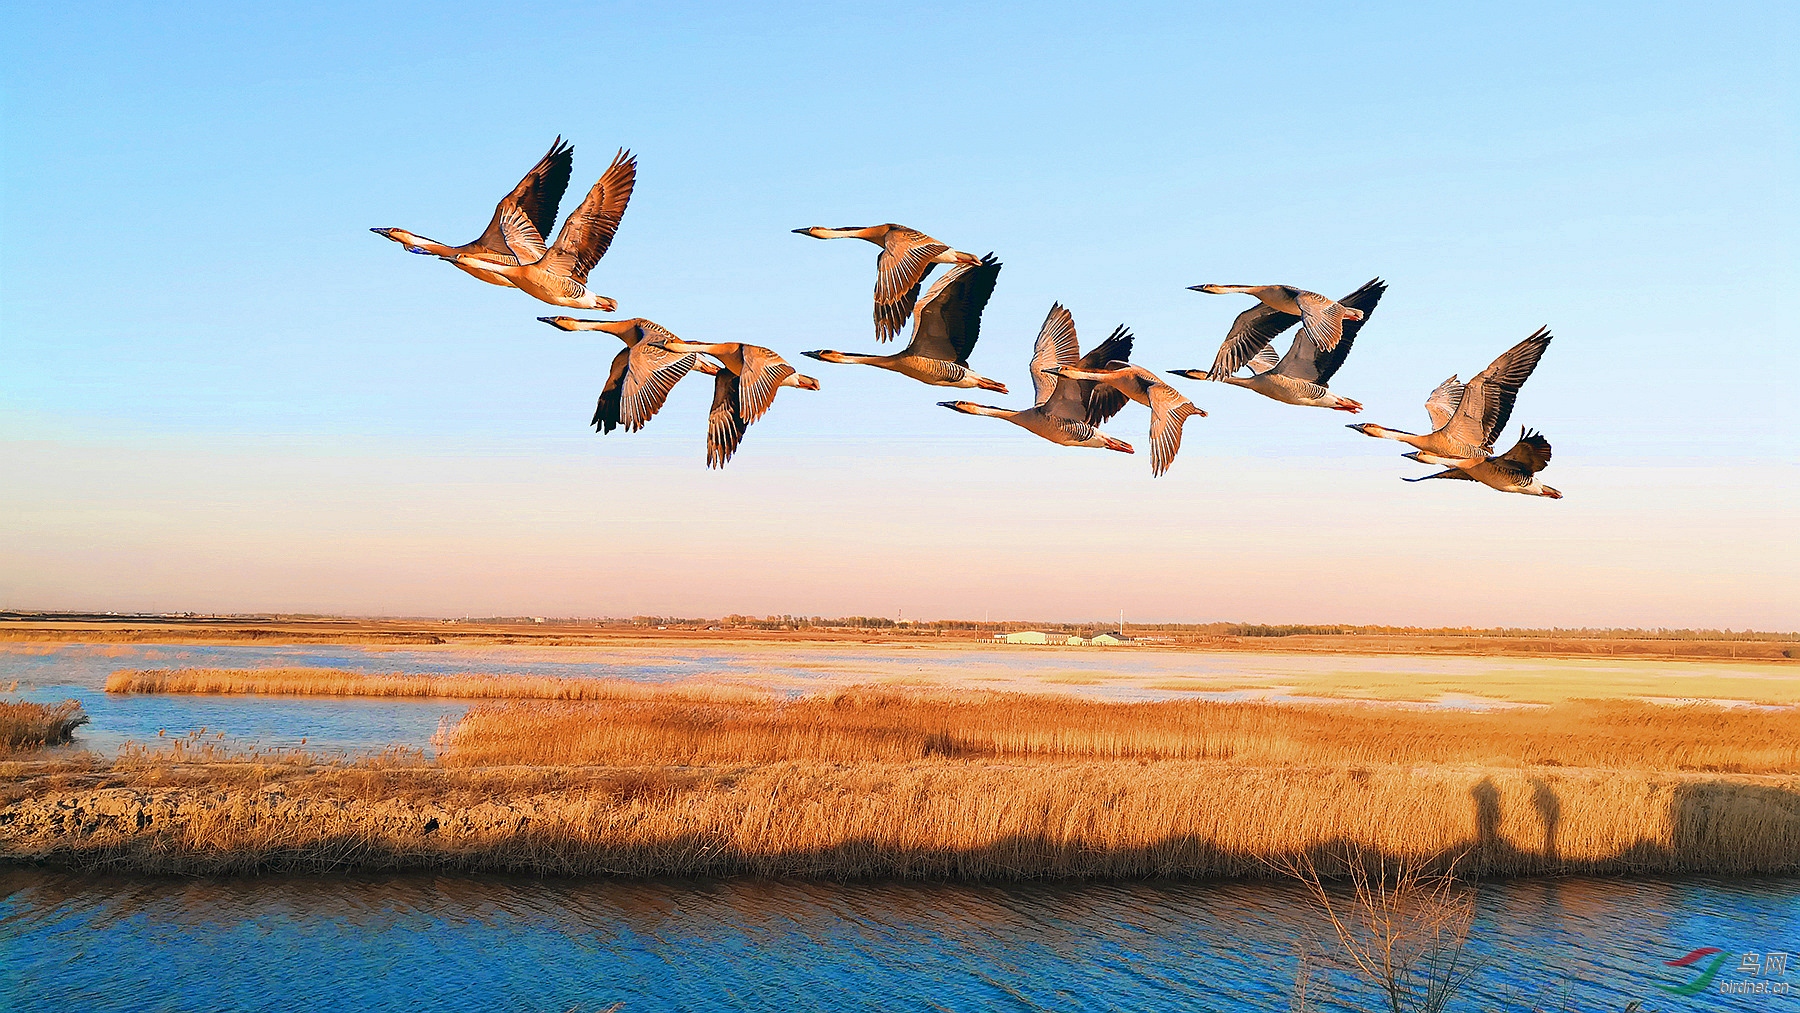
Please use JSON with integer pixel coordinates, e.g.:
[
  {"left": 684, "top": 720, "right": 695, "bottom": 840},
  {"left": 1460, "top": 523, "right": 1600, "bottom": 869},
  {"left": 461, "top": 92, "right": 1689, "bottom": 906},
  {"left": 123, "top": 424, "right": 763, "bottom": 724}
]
[
  {"left": 370, "top": 228, "right": 392, "bottom": 237},
  {"left": 801, "top": 350, "right": 826, "bottom": 361},
  {"left": 1168, "top": 369, "right": 1202, "bottom": 380}
]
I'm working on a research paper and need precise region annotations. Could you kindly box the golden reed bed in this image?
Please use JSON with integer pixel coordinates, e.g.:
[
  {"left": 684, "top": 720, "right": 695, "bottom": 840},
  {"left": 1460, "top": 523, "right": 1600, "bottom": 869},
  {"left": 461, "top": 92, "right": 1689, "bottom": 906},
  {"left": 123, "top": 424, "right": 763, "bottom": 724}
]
[
  {"left": 5, "top": 674, "right": 1793, "bottom": 878},
  {"left": 0, "top": 699, "right": 88, "bottom": 755},
  {"left": 106, "top": 667, "right": 766, "bottom": 703}
]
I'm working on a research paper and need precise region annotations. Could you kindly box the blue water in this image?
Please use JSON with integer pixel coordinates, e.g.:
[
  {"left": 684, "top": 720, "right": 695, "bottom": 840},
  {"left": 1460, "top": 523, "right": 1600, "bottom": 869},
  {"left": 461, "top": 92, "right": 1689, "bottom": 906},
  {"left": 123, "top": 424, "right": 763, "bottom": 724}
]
[{"left": 1, "top": 871, "right": 1795, "bottom": 1011}]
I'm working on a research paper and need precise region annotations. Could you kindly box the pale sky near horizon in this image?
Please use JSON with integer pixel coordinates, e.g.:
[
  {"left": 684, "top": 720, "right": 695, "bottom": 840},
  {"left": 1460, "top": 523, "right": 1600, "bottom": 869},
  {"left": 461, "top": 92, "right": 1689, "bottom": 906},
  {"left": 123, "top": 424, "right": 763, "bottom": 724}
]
[{"left": 3, "top": 3, "right": 1796, "bottom": 628}]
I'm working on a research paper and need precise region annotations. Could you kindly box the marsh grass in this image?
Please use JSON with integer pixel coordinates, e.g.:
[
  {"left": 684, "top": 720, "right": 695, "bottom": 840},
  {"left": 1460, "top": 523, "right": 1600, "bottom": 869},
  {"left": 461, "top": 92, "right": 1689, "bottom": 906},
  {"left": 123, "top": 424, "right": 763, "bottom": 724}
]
[
  {"left": 106, "top": 667, "right": 769, "bottom": 703},
  {"left": 0, "top": 699, "right": 89, "bottom": 753},
  {"left": 9, "top": 687, "right": 1800, "bottom": 879},
  {"left": 441, "top": 690, "right": 1800, "bottom": 773}
]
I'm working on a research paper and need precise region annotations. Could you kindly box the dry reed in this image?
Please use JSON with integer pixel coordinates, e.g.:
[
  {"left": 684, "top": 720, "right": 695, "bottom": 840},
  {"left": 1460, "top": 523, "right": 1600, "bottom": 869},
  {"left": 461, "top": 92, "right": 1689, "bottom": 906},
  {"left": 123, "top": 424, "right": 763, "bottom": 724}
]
[
  {"left": 442, "top": 690, "right": 1800, "bottom": 773},
  {"left": 0, "top": 699, "right": 89, "bottom": 754},
  {"left": 4, "top": 757, "right": 1798, "bottom": 878},
  {"left": 106, "top": 667, "right": 768, "bottom": 703}
]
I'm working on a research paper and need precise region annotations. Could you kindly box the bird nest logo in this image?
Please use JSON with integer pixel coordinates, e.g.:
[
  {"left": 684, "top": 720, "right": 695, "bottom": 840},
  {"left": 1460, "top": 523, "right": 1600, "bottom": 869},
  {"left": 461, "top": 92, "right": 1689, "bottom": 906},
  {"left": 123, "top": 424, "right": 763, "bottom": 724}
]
[{"left": 1660, "top": 947, "right": 1792, "bottom": 997}]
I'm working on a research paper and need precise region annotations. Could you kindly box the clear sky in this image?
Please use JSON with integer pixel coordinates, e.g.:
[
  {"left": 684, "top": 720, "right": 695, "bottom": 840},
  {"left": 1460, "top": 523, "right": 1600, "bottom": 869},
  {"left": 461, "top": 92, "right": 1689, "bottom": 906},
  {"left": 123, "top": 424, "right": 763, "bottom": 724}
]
[{"left": 3, "top": 2, "right": 1796, "bottom": 627}]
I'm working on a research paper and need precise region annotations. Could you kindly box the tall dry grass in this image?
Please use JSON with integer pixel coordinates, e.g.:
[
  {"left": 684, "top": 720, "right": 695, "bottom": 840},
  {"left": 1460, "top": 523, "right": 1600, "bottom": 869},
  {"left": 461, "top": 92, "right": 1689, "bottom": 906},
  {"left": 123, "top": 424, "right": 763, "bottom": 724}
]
[
  {"left": 4, "top": 756, "right": 1798, "bottom": 878},
  {"left": 106, "top": 667, "right": 768, "bottom": 703},
  {"left": 441, "top": 690, "right": 1800, "bottom": 773},
  {"left": 0, "top": 699, "right": 89, "bottom": 754}
]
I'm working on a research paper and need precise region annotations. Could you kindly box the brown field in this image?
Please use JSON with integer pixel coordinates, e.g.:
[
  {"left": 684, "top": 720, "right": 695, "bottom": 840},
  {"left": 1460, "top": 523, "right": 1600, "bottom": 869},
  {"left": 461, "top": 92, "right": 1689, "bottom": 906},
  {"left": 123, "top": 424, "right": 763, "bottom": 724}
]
[
  {"left": 0, "top": 699, "right": 89, "bottom": 755},
  {"left": 6, "top": 612, "right": 1796, "bottom": 664},
  {"left": 4, "top": 688, "right": 1800, "bottom": 878}
]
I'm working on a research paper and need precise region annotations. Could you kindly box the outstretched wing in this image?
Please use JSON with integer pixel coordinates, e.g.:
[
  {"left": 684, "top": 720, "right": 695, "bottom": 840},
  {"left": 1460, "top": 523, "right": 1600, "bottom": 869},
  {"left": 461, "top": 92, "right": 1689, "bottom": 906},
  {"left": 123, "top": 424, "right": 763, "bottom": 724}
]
[
  {"left": 873, "top": 227, "right": 946, "bottom": 342},
  {"left": 542, "top": 149, "right": 637, "bottom": 283},
  {"left": 1295, "top": 290, "right": 1356, "bottom": 353},
  {"left": 1274, "top": 278, "right": 1386, "bottom": 385},
  {"left": 706, "top": 367, "right": 748, "bottom": 469},
  {"left": 1442, "top": 327, "right": 1553, "bottom": 450},
  {"left": 472, "top": 137, "right": 574, "bottom": 256},
  {"left": 496, "top": 203, "right": 548, "bottom": 263},
  {"left": 1401, "top": 468, "right": 1478, "bottom": 483},
  {"left": 591, "top": 346, "right": 632, "bottom": 434},
  {"left": 620, "top": 324, "right": 699, "bottom": 431},
  {"left": 1498, "top": 427, "right": 1553, "bottom": 474},
  {"left": 1078, "top": 326, "right": 1135, "bottom": 426},
  {"left": 1146, "top": 386, "right": 1203, "bottom": 477},
  {"left": 1207, "top": 303, "right": 1300, "bottom": 379},
  {"left": 907, "top": 253, "right": 1001, "bottom": 364},
  {"left": 1246, "top": 345, "right": 1282, "bottom": 374},
  {"left": 736, "top": 344, "right": 797, "bottom": 425},
  {"left": 1029, "top": 303, "right": 1080, "bottom": 406},
  {"left": 1423, "top": 375, "right": 1465, "bottom": 431}
]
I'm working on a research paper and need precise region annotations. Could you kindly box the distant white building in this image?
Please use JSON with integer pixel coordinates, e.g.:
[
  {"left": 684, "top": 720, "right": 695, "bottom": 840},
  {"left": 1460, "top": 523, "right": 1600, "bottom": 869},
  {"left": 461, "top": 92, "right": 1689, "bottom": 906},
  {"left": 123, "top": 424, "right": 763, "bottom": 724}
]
[
  {"left": 1003, "top": 630, "right": 1050, "bottom": 644},
  {"left": 1065, "top": 635, "right": 1086, "bottom": 646},
  {"left": 1090, "top": 632, "right": 1126, "bottom": 646}
]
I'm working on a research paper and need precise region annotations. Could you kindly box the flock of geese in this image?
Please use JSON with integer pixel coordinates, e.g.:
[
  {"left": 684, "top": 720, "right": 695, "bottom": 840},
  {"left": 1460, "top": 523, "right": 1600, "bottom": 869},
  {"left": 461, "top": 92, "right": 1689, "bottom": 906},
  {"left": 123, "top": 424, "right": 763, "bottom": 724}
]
[{"left": 374, "top": 138, "right": 1562, "bottom": 497}]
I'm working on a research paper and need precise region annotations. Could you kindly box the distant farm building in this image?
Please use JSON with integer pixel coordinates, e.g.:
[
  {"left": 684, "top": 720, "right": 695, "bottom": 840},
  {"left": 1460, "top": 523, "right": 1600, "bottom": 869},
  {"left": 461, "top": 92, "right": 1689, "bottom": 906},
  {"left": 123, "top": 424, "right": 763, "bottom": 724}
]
[
  {"left": 1065, "top": 635, "right": 1086, "bottom": 646},
  {"left": 1001, "top": 630, "right": 1050, "bottom": 644},
  {"left": 1089, "top": 632, "right": 1127, "bottom": 646}
]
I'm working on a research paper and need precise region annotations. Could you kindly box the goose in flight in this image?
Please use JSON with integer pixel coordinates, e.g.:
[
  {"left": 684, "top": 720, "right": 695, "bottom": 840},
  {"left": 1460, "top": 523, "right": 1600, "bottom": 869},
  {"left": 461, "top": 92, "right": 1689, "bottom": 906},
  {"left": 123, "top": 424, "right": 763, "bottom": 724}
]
[
  {"left": 939, "top": 304, "right": 1136, "bottom": 455},
  {"left": 1349, "top": 327, "right": 1553, "bottom": 468},
  {"left": 803, "top": 254, "right": 1007, "bottom": 392},
  {"left": 539, "top": 317, "right": 719, "bottom": 434},
  {"left": 450, "top": 149, "right": 637, "bottom": 310},
  {"left": 1170, "top": 279, "right": 1386, "bottom": 412},
  {"left": 1042, "top": 361, "right": 1206, "bottom": 476},
  {"left": 1190, "top": 284, "right": 1368, "bottom": 356},
  {"left": 647, "top": 340, "right": 821, "bottom": 468},
  {"left": 792, "top": 224, "right": 981, "bottom": 342},
  {"left": 371, "top": 137, "right": 574, "bottom": 288},
  {"left": 1403, "top": 428, "right": 1562, "bottom": 499}
]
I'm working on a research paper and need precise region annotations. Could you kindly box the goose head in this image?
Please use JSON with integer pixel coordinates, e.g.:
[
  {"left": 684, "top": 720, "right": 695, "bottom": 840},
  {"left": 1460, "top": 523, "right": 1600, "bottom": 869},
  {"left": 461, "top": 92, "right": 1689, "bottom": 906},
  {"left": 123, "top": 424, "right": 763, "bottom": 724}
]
[{"left": 371, "top": 227, "right": 431, "bottom": 254}]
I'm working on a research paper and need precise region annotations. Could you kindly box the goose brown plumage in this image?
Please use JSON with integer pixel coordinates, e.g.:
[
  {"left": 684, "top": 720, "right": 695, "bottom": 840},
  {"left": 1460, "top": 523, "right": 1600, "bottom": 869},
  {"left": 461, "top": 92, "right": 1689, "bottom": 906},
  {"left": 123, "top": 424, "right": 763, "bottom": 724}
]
[
  {"left": 1170, "top": 279, "right": 1386, "bottom": 412},
  {"left": 803, "top": 254, "right": 1007, "bottom": 392},
  {"left": 539, "top": 316, "right": 720, "bottom": 434},
  {"left": 1043, "top": 361, "right": 1206, "bottom": 476},
  {"left": 793, "top": 224, "right": 981, "bottom": 342},
  {"left": 646, "top": 340, "right": 821, "bottom": 468},
  {"left": 1402, "top": 428, "right": 1562, "bottom": 499},
  {"left": 1349, "top": 327, "right": 1553, "bottom": 468},
  {"left": 939, "top": 304, "right": 1135, "bottom": 455},
  {"left": 451, "top": 149, "right": 636, "bottom": 310},
  {"left": 371, "top": 137, "right": 574, "bottom": 288}
]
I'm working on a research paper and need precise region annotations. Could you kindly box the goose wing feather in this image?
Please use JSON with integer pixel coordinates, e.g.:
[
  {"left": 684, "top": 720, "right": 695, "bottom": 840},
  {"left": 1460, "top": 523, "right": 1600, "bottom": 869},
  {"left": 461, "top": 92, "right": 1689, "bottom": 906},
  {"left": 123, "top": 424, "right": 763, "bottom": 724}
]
[
  {"left": 908, "top": 254, "right": 1000, "bottom": 364},
  {"left": 1029, "top": 303, "right": 1080, "bottom": 406},
  {"left": 873, "top": 228, "right": 947, "bottom": 342},
  {"left": 1423, "top": 375, "right": 1465, "bottom": 431},
  {"left": 1442, "top": 328, "right": 1553, "bottom": 450},
  {"left": 1274, "top": 278, "right": 1386, "bottom": 384},
  {"left": 1077, "top": 326, "right": 1135, "bottom": 425},
  {"left": 707, "top": 367, "right": 748, "bottom": 469},
  {"left": 736, "top": 344, "right": 797, "bottom": 425},
  {"left": 1208, "top": 303, "right": 1300, "bottom": 378},
  {"left": 473, "top": 137, "right": 574, "bottom": 256},
  {"left": 591, "top": 346, "right": 632, "bottom": 434},
  {"left": 541, "top": 149, "right": 637, "bottom": 283},
  {"left": 620, "top": 321, "right": 697, "bottom": 431}
]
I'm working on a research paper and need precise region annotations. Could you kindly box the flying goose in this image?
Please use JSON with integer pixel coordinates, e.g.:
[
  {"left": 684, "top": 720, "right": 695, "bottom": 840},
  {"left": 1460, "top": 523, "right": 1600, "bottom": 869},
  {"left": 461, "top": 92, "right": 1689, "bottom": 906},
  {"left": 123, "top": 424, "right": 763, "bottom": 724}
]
[
  {"left": 1043, "top": 361, "right": 1206, "bottom": 476},
  {"left": 1190, "top": 284, "right": 1368, "bottom": 357},
  {"left": 1403, "top": 428, "right": 1562, "bottom": 499},
  {"left": 539, "top": 317, "right": 720, "bottom": 433},
  {"left": 646, "top": 341, "right": 821, "bottom": 468},
  {"left": 1349, "top": 327, "right": 1553, "bottom": 467},
  {"left": 450, "top": 149, "right": 637, "bottom": 310},
  {"left": 371, "top": 137, "right": 574, "bottom": 288},
  {"left": 939, "top": 304, "right": 1136, "bottom": 455},
  {"left": 1170, "top": 278, "right": 1386, "bottom": 412},
  {"left": 792, "top": 224, "right": 981, "bottom": 342},
  {"left": 803, "top": 254, "right": 1007, "bottom": 392}
]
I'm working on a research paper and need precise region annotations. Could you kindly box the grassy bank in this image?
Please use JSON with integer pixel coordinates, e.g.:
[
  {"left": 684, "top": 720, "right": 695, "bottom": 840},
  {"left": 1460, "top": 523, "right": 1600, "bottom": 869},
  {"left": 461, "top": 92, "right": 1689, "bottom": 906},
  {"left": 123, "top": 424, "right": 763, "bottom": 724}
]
[
  {"left": 7, "top": 690, "right": 1800, "bottom": 878},
  {"left": 4, "top": 750, "right": 1797, "bottom": 878},
  {"left": 0, "top": 700, "right": 89, "bottom": 754}
]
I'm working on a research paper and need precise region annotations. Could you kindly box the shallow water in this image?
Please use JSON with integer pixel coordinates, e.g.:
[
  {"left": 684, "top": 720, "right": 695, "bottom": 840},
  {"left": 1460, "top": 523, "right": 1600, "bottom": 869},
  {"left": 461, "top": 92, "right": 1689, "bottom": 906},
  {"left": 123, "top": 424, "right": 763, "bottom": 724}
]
[
  {"left": 1, "top": 641, "right": 1783, "bottom": 755},
  {"left": 1, "top": 870, "right": 1795, "bottom": 1011}
]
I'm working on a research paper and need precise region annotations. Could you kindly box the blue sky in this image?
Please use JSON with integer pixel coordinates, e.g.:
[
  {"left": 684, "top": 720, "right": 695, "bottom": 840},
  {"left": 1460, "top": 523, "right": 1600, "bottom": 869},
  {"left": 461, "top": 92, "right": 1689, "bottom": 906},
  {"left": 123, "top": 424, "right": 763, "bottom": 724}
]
[{"left": 3, "top": 2, "right": 1796, "bottom": 626}]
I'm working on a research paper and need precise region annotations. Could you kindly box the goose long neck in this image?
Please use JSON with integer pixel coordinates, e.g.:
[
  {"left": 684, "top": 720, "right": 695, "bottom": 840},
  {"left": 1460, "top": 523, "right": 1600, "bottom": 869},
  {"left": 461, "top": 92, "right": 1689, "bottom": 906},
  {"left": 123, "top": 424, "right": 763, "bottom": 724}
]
[
  {"left": 811, "top": 349, "right": 883, "bottom": 365},
  {"left": 962, "top": 404, "right": 1015, "bottom": 418}
]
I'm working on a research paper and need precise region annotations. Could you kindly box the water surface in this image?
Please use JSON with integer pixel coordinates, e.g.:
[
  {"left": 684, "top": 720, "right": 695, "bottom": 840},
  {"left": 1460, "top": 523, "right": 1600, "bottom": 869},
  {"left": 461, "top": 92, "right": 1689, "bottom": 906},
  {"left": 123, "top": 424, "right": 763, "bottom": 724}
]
[{"left": 2, "top": 871, "right": 1794, "bottom": 1011}]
